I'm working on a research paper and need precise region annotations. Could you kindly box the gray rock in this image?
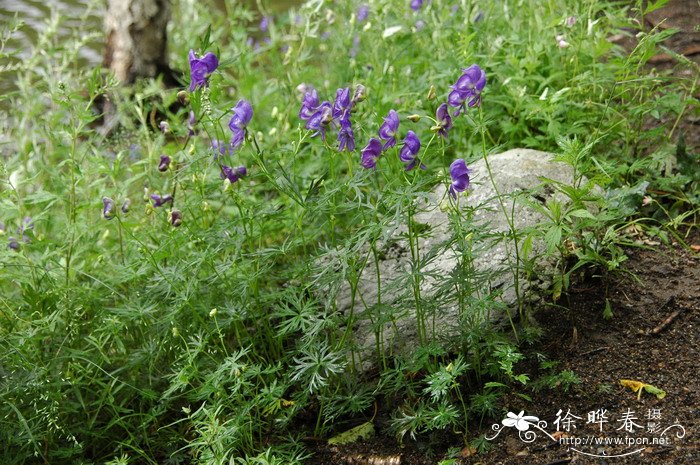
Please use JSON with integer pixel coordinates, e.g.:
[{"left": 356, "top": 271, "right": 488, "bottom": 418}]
[{"left": 333, "top": 148, "right": 576, "bottom": 366}]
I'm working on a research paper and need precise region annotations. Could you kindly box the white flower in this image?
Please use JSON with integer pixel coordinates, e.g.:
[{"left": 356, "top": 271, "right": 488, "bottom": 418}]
[{"left": 502, "top": 411, "right": 539, "bottom": 431}]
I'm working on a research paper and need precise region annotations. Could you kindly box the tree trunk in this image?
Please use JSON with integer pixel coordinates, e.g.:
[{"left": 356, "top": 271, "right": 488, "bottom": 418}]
[{"left": 103, "top": 0, "right": 172, "bottom": 84}]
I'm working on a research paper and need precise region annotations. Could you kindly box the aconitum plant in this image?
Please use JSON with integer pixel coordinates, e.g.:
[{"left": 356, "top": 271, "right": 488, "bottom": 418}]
[
  {"left": 435, "top": 103, "right": 452, "bottom": 138},
  {"left": 188, "top": 50, "right": 219, "bottom": 91}
]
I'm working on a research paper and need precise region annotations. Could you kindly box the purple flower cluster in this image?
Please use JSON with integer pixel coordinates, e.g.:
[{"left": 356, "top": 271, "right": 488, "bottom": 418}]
[
  {"left": 221, "top": 165, "right": 247, "bottom": 184},
  {"left": 4, "top": 217, "right": 33, "bottom": 250},
  {"left": 448, "top": 64, "right": 486, "bottom": 116},
  {"left": 361, "top": 110, "right": 424, "bottom": 171},
  {"left": 299, "top": 85, "right": 357, "bottom": 152}
]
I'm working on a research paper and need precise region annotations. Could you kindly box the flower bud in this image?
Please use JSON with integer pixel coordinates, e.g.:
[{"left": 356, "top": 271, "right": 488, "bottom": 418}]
[
  {"left": 177, "top": 90, "right": 190, "bottom": 105},
  {"left": 407, "top": 114, "right": 421, "bottom": 122},
  {"left": 102, "top": 197, "right": 116, "bottom": 220},
  {"left": 121, "top": 198, "right": 131, "bottom": 214},
  {"left": 143, "top": 187, "right": 150, "bottom": 202},
  {"left": 168, "top": 209, "right": 182, "bottom": 227},
  {"left": 209, "top": 308, "right": 218, "bottom": 318},
  {"left": 158, "top": 155, "right": 171, "bottom": 172},
  {"left": 159, "top": 121, "right": 171, "bottom": 134},
  {"left": 427, "top": 85, "right": 436, "bottom": 100},
  {"left": 352, "top": 84, "right": 367, "bottom": 104}
]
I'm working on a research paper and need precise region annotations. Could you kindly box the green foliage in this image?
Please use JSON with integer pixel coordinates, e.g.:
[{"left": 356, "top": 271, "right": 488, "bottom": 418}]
[{"left": 0, "top": 0, "right": 695, "bottom": 463}]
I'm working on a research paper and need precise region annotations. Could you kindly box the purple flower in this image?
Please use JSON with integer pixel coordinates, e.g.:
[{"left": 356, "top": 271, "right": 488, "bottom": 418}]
[
  {"left": 435, "top": 103, "right": 452, "bottom": 138},
  {"left": 211, "top": 139, "right": 235, "bottom": 158},
  {"left": 151, "top": 194, "right": 174, "bottom": 208},
  {"left": 103, "top": 197, "right": 116, "bottom": 220},
  {"left": 448, "top": 159, "right": 471, "bottom": 198},
  {"left": 399, "top": 131, "right": 423, "bottom": 171},
  {"left": 333, "top": 87, "right": 352, "bottom": 120},
  {"left": 357, "top": 5, "right": 370, "bottom": 22},
  {"left": 299, "top": 86, "right": 320, "bottom": 121},
  {"left": 410, "top": 0, "right": 423, "bottom": 11},
  {"left": 187, "top": 111, "right": 196, "bottom": 136},
  {"left": 121, "top": 199, "right": 131, "bottom": 214},
  {"left": 158, "top": 155, "right": 171, "bottom": 172},
  {"left": 8, "top": 236, "right": 19, "bottom": 250},
  {"left": 305, "top": 101, "right": 333, "bottom": 139},
  {"left": 378, "top": 110, "right": 400, "bottom": 150},
  {"left": 566, "top": 16, "right": 577, "bottom": 27},
  {"left": 169, "top": 209, "right": 183, "bottom": 227},
  {"left": 188, "top": 50, "right": 219, "bottom": 91},
  {"left": 260, "top": 16, "right": 271, "bottom": 32},
  {"left": 352, "top": 84, "right": 367, "bottom": 104},
  {"left": 361, "top": 138, "right": 383, "bottom": 169},
  {"left": 159, "top": 121, "right": 170, "bottom": 134},
  {"left": 221, "top": 165, "right": 247, "bottom": 184},
  {"left": 337, "top": 118, "right": 355, "bottom": 152},
  {"left": 228, "top": 99, "right": 253, "bottom": 148},
  {"left": 448, "top": 64, "right": 487, "bottom": 116},
  {"left": 415, "top": 20, "right": 426, "bottom": 31}
]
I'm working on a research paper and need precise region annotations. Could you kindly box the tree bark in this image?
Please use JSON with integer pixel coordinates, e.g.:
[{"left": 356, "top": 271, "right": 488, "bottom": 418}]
[{"left": 103, "top": 0, "right": 172, "bottom": 84}]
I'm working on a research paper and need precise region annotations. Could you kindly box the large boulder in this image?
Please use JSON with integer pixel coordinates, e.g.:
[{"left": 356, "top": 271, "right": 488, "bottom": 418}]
[{"left": 334, "top": 148, "right": 576, "bottom": 365}]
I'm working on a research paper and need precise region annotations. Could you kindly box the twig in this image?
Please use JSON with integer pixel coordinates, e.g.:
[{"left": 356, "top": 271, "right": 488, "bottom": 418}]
[
  {"left": 580, "top": 346, "right": 609, "bottom": 356},
  {"left": 649, "top": 299, "right": 685, "bottom": 336}
]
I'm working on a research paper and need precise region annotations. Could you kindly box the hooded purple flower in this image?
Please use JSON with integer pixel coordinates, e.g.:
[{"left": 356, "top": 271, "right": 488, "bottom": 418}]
[
  {"left": 305, "top": 101, "right": 333, "bottom": 140},
  {"left": 188, "top": 50, "right": 219, "bottom": 91},
  {"left": 228, "top": 99, "right": 254, "bottom": 148},
  {"left": 158, "top": 155, "right": 171, "bottom": 172},
  {"left": 410, "top": 0, "right": 423, "bottom": 11},
  {"left": 360, "top": 138, "right": 383, "bottom": 169},
  {"left": 260, "top": 16, "right": 271, "bottom": 32},
  {"left": 151, "top": 194, "right": 174, "bottom": 208},
  {"left": 357, "top": 5, "right": 370, "bottom": 22},
  {"left": 448, "top": 159, "right": 471, "bottom": 198},
  {"left": 121, "top": 199, "right": 131, "bottom": 214},
  {"left": 337, "top": 118, "right": 355, "bottom": 152},
  {"left": 435, "top": 103, "right": 453, "bottom": 138},
  {"left": 399, "top": 131, "right": 423, "bottom": 171},
  {"left": 448, "top": 64, "right": 486, "bottom": 115},
  {"left": 8, "top": 236, "right": 19, "bottom": 250},
  {"left": 103, "top": 197, "right": 116, "bottom": 220},
  {"left": 378, "top": 110, "right": 400, "bottom": 150},
  {"left": 332, "top": 87, "right": 352, "bottom": 121},
  {"left": 299, "top": 86, "right": 321, "bottom": 121},
  {"left": 221, "top": 165, "right": 247, "bottom": 184}
]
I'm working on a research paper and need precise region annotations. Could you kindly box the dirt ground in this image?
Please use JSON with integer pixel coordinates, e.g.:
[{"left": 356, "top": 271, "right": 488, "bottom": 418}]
[{"left": 307, "top": 1, "right": 700, "bottom": 463}]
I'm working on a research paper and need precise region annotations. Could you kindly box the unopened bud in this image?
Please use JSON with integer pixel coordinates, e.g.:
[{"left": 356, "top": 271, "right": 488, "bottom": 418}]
[
  {"left": 168, "top": 209, "right": 182, "bottom": 227},
  {"left": 209, "top": 308, "right": 218, "bottom": 318},
  {"left": 427, "top": 85, "right": 436, "bottom": 100},
  {"left": 177, "top": 90, "right": 190, "bottom": 105},
  {"left": 159, "top": 121, "right": 170, "bottom": 134},
  {"left": 407, "top": 114, "right": 421, "bottom": 122}
]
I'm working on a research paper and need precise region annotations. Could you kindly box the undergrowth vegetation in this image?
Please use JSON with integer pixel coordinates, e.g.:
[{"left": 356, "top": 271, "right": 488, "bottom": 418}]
[{"left": 0, "top": 0, "right": 697, "bottom": 463}]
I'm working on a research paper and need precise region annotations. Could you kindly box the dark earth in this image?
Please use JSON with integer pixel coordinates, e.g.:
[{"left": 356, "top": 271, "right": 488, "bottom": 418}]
[{"left": 306, "top": 1, "right": 700, "bottom": 463}]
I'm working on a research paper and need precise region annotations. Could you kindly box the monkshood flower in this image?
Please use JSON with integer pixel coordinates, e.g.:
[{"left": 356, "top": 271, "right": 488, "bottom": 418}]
[
  {"left": 169, "top": 209, "right": 183, "bottom": 227},
  {"left": 150, "top": 194, "right": 174, "bottom": 207},
  {"left": 415, "top": 20, "right": 426, "bottom": 31},
  {"left": 103, "top": 197, "right": 116, "bottom": 220},
  {"left": 188, "top": 50, "right": 219, "bottom": 91},
  {"left": 229, "top": 99, "right": 253, "bottom": 148},
  {"left": 352, "top": 84, "right": 367, "bottom": 104},
  {"left": 337, "top": 118, "right": 355, "bottom": 152},
  {"left": 159, "top": 121, "right": 170, "bottom": 134},
  {"left": 410, "top": 0, "right": 423, "bottom": 11},
  {"left": 565, "top": 16, "right": 577, "bottom": 27},
  {"left": 556, "top": 35, "right": 570, "bottom": 48},
  {"left": 8, "top": 236, "right": 19, "bottom": 250},
  {"left": 435, "top": 103, "right": 453, "bottom": 138},
  {"left": 378, "top": 109, "right": 399, "bottom": 150},
  {"left": 121, "top": 198, "right": 131, "bottom": 214},
  {"left": 158, "top": 155, "right": 171, "bottom": 172},
  {"left": 448, "top": 159, "right": 471, "bottom": 198},
  {"left": 448, "top": 64, "right": 487, "bottom": 115},
  {"left": 221, "top": 165, "right": 247, "bottom": 184},
  {"left": 399, "top": 131, "right": 423, "bottom": 171},
  {"left": 357, "top": 5, "right": 370, "bottom": 22},
  {"left": 299, "top": 86, "right": 320, "bottom": 121},
  {"left": 333, "top": 87, "right": 352, "bottom": 121},
  {"left": 361, "top": 138, "right": 383, "bottom": 169},
  {"left": 187, "top": 111, "right": 196, "bottom": 136},
  {"left": 305, "top": 101, "right": 333, "bottom": 140}
]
